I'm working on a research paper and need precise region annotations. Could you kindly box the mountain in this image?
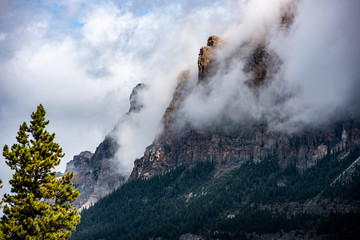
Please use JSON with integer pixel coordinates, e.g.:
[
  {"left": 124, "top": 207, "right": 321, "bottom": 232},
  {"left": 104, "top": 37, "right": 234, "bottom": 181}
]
[
  {"left": 64, "top": 83, "right": 146, "bottom": 210},
  {"left": 68, "top": 5, "right": 360, "bottom": 239},
  {"left": 130, "top": 34, "right": 360, "bottom": 180},
  {"left": 69, "top": 33, "right": 360, "bottom": 239}
]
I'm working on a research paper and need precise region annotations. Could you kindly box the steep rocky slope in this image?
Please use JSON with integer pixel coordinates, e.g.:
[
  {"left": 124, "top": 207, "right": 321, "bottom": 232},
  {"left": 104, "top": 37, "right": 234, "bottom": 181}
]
[{"left": 65, "top": 83, "right": 146, "bottom": 210}]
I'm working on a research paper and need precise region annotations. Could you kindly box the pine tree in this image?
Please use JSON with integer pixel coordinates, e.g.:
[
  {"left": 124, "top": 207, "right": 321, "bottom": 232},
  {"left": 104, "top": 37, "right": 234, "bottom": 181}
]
[
  {"left": 0, "top": 104, "right": 80, "bottom": 240},
  {"left": 0, "top": 179, "right": 4, "bottom": 239},
  {"left": 0, "top": 178, "right": 3, "bottom": 240}
]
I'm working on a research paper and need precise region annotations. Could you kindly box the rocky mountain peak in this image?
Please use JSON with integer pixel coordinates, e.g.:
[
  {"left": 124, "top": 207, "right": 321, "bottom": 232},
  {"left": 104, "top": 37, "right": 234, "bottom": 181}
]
[
  {"left": 207, "top": 35, "right": 222, "bottom": 47},
  {"left": 129, "top": 83, "right": 146, "bottom": 113}
]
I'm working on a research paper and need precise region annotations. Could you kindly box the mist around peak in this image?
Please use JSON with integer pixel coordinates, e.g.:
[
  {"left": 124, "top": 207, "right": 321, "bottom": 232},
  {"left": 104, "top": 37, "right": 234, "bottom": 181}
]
[{"left": 176, "top": 0, "right": 360, "bottom": 133}]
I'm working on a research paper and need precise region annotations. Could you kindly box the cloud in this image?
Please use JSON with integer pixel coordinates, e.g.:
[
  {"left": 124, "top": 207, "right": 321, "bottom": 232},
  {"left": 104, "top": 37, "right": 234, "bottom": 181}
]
[
  {"left": 267, "top": 0, "right": 360, "bottom": 129},
  {"left": 107, "top": 1, "right": 244, "bottom": 175},
  {"left": 0, "top": 0, "right": 239, "bottom": 193},
  {"left": 177, "top": 0, "right": 360, "bottom": 132}
]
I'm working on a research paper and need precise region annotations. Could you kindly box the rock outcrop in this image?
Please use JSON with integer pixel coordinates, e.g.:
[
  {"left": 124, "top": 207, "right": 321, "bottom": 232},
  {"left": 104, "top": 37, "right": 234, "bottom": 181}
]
[
  {"left": 198, "top": 36, "right": 223, "bottom": 81},
  {"left": 65, "top": 137, "right": 124, "bottom": 211},
  {"left": 179, "top": 233, "right": 204, "bottom": 240},
  {"left": 129, "top": 83, "right": 146, "bottom": 113},
  {"left": 244, "top": 46, "right": 281, "bottom": 87}
]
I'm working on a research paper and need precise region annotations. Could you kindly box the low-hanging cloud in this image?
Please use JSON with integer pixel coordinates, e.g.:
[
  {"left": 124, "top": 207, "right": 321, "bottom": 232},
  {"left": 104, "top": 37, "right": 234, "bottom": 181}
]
[
  {"left": 107, "top": 1, "right": 245, "bottom": 176},
  {"left": 177, "top": 0, "right": 360, "bottom": 133},
  {"left": 267, "top": 0, "right": 360, "bottom": 129}
]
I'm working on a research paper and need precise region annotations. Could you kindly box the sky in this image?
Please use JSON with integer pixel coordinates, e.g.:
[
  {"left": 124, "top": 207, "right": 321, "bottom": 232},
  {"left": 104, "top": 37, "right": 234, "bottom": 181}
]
[
  {"left": 0, "top": 0, "right": 240, "bottom": 196},
  {"left": 1, "top": 0, "right": 360, "bottom": 197}
]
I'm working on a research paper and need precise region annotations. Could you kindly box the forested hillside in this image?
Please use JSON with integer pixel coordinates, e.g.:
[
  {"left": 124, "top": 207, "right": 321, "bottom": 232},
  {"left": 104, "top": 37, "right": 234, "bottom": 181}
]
[{"left": 71, "top": 147, "right": 360, "bottom": 240}]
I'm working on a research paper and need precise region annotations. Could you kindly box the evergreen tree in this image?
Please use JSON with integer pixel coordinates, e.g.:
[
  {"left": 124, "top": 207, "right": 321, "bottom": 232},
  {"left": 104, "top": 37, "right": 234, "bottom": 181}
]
[
  {"left": 0, "top": 180, "right": 3, "bottom": 239},
  {"left": 0, "top": 104, "right": 80, "bottom": 240},
  {"left": 0, "top": 179, "right": 4, "bottom": 240}
]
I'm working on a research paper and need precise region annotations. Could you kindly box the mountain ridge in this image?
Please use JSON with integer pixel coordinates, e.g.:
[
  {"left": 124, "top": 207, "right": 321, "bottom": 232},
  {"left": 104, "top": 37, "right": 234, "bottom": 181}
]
[{"left": 64, "top": 83, "right": 147, "bottom": 210}]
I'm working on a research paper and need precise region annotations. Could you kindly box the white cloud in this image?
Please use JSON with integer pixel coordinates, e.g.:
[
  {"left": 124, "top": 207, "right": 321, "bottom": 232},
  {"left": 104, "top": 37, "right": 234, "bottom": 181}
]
[
  {"left": 0, "top": 0, "right": 234, "bottom": 195},
  {"left": 266, "top": 0, "right": 360, "bottom": 129},
  {"left": 177, "top": 0, "right": 360, "bottom": 132}
]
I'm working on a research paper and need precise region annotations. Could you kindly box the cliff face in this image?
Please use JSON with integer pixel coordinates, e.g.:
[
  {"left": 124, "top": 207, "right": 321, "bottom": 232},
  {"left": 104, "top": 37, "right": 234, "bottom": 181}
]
[
  {"left": 131, "top": 118, "right": 360, "bottom": 179},
  {"left": 65, "top": 83, "right": 146, "bottom": 210}
]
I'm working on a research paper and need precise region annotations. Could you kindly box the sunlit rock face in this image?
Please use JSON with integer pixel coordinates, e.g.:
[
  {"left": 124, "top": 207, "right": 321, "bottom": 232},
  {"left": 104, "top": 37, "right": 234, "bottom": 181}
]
[{"left": 198, "top": 36, "right": 223, "bottom": 81}]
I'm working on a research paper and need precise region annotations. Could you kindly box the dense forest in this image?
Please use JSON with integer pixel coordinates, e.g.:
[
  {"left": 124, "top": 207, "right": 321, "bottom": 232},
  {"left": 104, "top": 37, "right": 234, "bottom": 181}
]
[{"left": 71, "top": 147, "right": 360, "bottom": 240}]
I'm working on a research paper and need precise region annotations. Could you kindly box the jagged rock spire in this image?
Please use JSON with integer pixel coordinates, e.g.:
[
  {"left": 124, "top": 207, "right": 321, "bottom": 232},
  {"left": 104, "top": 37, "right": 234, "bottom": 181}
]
[{"left": 198, "top": 36, "right": 223, "bottom": 82}]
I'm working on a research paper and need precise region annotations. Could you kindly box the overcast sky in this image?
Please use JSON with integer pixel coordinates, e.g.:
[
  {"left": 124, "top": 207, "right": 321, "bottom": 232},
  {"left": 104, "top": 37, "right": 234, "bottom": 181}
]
[{"left": 1, "top": 0, "right": 359, "bottom": 198}]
